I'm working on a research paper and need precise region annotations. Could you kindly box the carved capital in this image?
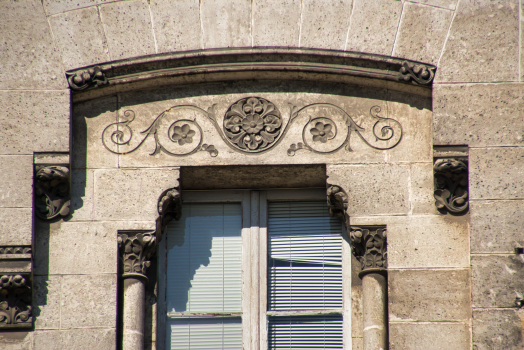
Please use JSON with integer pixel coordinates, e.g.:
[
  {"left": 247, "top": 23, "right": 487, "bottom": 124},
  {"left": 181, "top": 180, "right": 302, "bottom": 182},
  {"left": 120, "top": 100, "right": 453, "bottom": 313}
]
[
  {"left": 327, "top": 185, "right": 349, "bottom": 230},
  {"left": 66, "top": 66, "right": 108, "bottom": 91},
  {"left": 156, "top": 188, "right": 182, "bottom": 241},
  {"left": 349, "top": 227, "right": 387, "bottom": 278},
  {"left": 434, "top": 158, "right": 468, "bottom": 214},
  {"left": 34, "top": 166, "right": 70, "bottom": 220},
  {"left": 399, "top": 61, "right": 436, "bottom": 85},
  {"left": 118, "top": 232, "right": 157, "bottom": 283},
  {"left": 0, "top": 275, "right": 32, "bottom": 329}
]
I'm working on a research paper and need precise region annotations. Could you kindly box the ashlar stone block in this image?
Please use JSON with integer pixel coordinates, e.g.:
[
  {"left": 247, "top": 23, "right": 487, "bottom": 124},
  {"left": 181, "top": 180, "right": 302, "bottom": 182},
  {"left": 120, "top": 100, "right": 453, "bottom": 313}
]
[
  {"left": 200, "top": 0, "right": 251, "bottom": 48},
  {"left": 0, "top": 331, "right": 33, "bottom": 350},
  {"left": 33, "top": 275, "right": 61, "bottom": 330},
  {"left": 392, "top": 2, "right": 453, "bottom": 65},
  {"left": 150, "top": 0, "right": 202, "bottom": 53},
  {"left": 390, "top": 322, "right": 470, "bottom": 350},
  {"left": 470, "top": 200, "right": 524, "bottom": 253},
  {"left": 0, "top": 208, "right": 32, "bottom": 246},
  {"left": 253, "top": 0, "right": 301, "bottom": 47},
  {"left": 99, "top": 0, "right": 156, "bottom": 60},
  {"left": 389, "top": 269, "right": 471, "bottom": 321},
  {"left": 407, "top": 0, "right": 458, "bottom": 10},
  {"left": 345, "top": 0, "right": 402, "bottom": 55},
  {"left": 437, "top": 0, "right": 519, "bottom": 82},
  {"left": 43, "top": 0, "right": 112, "bottom": 16},
  {"left": 0, "top": 155, "right": 33, "bottom": 208},
  {"left": 472, "top": 308, "right": 524, "bottom": 350},
  {"left": 433, "top": 83, "right": 524, "bottom": 147},
  {"left": 34, "top": 328, "right": 116, "bottom": 350},
  {"left": 470, "top": 147, "right": 524, "bottom": 200},
  {"left": 471, "top": 255, "right": 524, "bottom": 308},
  {"left": 299, "top": 0, "right": 352, "bottom": 50},
  {"left": 48, "top": 6, "right": 110, "bottom": 70}
]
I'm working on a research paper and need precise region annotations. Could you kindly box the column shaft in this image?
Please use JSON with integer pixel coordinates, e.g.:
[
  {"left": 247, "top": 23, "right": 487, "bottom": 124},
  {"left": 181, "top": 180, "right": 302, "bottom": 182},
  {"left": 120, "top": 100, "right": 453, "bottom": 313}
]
[
  {"left": 362, "top": 273, "right": 388, "bottom": 350},
  {"left": 122, "top": 278, "right": 146, "bottom": 350}
]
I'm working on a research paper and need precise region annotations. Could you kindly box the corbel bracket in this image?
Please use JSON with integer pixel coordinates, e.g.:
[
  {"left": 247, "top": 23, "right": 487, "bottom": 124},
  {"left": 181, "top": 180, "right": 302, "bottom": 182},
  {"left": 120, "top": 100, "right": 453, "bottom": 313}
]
[
  {"left": 34, "top": 165, "right": 70, "bottom": 220},
  {"left": 433, "top": 158, "right": 468, "bottom": 214},
  {"left": 349, "top": 226, "right": 387, "bottom": 279},
  {"left": 327, "top": 185, "right": 349, "bottom": 231},
  {"left": 156, "top": 188, "right": 182, "bottom": 242}
]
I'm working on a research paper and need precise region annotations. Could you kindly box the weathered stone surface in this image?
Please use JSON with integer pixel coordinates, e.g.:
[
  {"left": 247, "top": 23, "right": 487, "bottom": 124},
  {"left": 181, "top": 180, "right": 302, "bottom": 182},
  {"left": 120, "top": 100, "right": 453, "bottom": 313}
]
[
  {"left": 410, "top": 163, "right": 439, "bottom": 215},
  {"left": 94, "top": 168, "right": 179, "bottom": 221},
  {"left": 433, "top": 84, "right": 524, "bottom": 147},
  {"left": 299, "top": 0, "right": 352, "bottom": 50},
  {"left": 437, "top": 0, "right": 519, "bottom": 83},
  {"left": 0, "top": 91, "right": 70, "bottom": 154},
  {"left": 389, "top": 269, "right": 471, "bottom": 321},
  {"left": 72, "top": 95, "right": 118, "bottom": 169},
  {"left": 0, "top": 156, "right": 32, "bottom": 207},
  {"left": 33, "top": 328, "right": 116, "bottom": 350},
  {"left": 34, "top": 275, "right": 61, "bottom": 330},
  {"left": 48, "top": 6, "right": 110, "bottom": 70},
  {"left": 200, "top": 0, "right": 251, "bottom": 48},
  {"left": 390, "top": 322, "right": 470, "bottom": 350},
  {"left": 150, "top": 0, "right": 202, "bottom": 53},
  {"left": 346, "top": 0, "right": 402, "bottom": 55},
  {"left": 470, "top": 147, "right": 524, "bottom": 200},
  {"left": 253, "top": 0, "right": 300, "bottom": 47},
  {"left": 0, "top": 0, "right": 66, "bottom": 90},
  {"left": 392, "top": 3, "right": 453, "bottom": 65},
  {"left": 43, "top": 0, "right": 112, "bottom": 16},
  {"left": 328, "top": 164, "right": 410, "bottom": 216},
  {"left": 99, "top": 0, "right": 156, "bottom": 60},
  {"left": 61, "top": 274, "right": 117, "bottom": 328},
  {"left": 0, "top": 331, "right": 33, "bottom": 350},
  {"left": 408, "top": 0, "right": 458, "bottom": 10},
  {"left": 351, "top": 285, "right": 363, "bottom": 338},
  {"left": 471, "top": 255, "right": 524, "bottom": 308},
  {"left": 0, "top": 208, "right": 32, "bottom": 246},
  {"left": 472, "top": 308, "right": 524, "bottom": 350},
  {"left": 70, "top": 169, "right": 94, "bottom": 221},
  {"left": 352, "top": 337, "right": 363, "bottom": 350},
  {"left": 33, "top": 220, "right": 119, "bottom": 275},
  {"left": 470, "top": 200, "right": 524, "bottom": 253}
]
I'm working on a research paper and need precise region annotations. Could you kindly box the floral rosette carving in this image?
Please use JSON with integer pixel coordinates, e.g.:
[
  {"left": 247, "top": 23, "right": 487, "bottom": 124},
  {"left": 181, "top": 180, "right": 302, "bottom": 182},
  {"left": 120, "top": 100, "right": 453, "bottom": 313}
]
[
  {"left": 0, "top": 275, "right": 32, "bottom": 328},
  {"left": 349, "top": 227, "right": 387, "bottom": 278},
  {"left": 223, "top": 97, "right": 283, "bottom": 151},
  {"left": 434, "top": 159, "right": 468, "bottom": 214},
  {"left": 118, "top": 232, "right": 157, "bottom": 281}
]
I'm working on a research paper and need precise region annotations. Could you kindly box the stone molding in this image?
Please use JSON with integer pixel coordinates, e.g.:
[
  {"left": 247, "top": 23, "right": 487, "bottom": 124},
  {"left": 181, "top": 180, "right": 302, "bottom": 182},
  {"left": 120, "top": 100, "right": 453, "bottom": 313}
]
[
  {"left": 156, "top": 188, "right": 182, "bottom": 241},
  {"left": 0, "top": 274, "right": 32, "bottom": 329},
  {"left": 433, "top": 158, "right": 469, "bottom": 214},
  {"left": 34, "top": 165, "right": 70, "bottom": 220},
  {"left": 118, "top": 232, "right": 157, "bottom": 283},
  {"left": 349, "top": 226, "right": 387, "bottom": 279},
  {"left": 327, "top": 185, "right": 349, "bottom": 231},
  {"left": 65, "top": 48, "right": 435, "bottom": 98}
]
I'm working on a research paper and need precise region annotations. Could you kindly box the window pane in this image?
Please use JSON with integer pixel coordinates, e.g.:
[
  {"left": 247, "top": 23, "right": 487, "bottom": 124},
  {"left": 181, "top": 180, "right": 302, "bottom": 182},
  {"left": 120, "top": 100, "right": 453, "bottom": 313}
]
[
  {"left": 168, "top": 317, "right": 242, "bottom": 350},
  {"left": 166, "top": 203, "right": 242, "bottom": 313},
  {"left": 268, "top": 316, "right": 343, "bottom": 349},
  {"left": 268, "top": 202, "right": 343, "bottom": 310}
]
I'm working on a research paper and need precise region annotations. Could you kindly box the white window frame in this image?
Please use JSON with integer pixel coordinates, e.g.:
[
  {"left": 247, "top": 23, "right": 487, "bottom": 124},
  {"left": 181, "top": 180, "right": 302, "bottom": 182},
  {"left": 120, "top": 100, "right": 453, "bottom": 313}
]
[{"left": 157, "top": 188, "right": 352, "bottom": 350}]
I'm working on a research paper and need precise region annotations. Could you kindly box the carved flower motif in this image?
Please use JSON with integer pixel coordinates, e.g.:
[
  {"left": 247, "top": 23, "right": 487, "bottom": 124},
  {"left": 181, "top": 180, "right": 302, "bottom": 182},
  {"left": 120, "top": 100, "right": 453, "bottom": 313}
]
[
  {"left": 310, "top": 122, "right": 334, "bottom": 143},
  {"left": 241, "top": 114, "right": 264, "bottom": 134},
  {"left": 171, "top": 124, "right": 196, "bottom": 145}
]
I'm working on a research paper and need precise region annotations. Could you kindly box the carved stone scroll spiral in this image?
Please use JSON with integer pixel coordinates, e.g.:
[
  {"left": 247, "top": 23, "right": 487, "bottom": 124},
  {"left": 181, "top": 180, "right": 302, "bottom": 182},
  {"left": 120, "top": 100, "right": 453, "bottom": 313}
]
[
  {"left": 34, "top": 166, "right": 70, "bottom": 220},
  {"left": 327, "top": 185, "right": 349, "bottom": 231},
  {"left": 399, "top": 61, "right": 436, "bottom": 85},
  {"left": 118, "top": 233, "right": 157, "bottom": 283},
  {"left": 434, "top": 159, "right": 468, "bottom": 214},
  {"left": 350, "top": 227, "right": 387, "bottom": 278},
  {"left": 66, "top": 66, "right": 108, "bottom": 91},
  {"left": 0, "top": 275, "right": 32, "bottom": 328}
]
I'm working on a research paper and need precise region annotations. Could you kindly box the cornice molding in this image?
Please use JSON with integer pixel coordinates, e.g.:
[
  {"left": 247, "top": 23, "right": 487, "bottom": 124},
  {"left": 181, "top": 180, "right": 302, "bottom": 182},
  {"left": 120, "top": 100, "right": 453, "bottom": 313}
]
[
  {"left": 65, "top": 48, "right": 436, "bottom": 98},
  {"left": 34, "top": 165, "right": 70, "bottom": 221},
  {"left": 349, "top": 226, "right": 387, "bottom": 278}
]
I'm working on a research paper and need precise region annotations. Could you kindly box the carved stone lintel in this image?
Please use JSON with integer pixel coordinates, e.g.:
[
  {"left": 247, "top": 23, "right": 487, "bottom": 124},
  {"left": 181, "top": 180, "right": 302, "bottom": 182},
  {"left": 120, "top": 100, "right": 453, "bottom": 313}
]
[
  {"left": 349, "top": 226, "right": 387, "bottom": 279},
  {"left": 0, "top": 275, "right": 32, "bottom": 329},
  {"left": 156, "top": 188, "right": 182, "bottom": 241},
  {"left": 434, "top": 158, "right": 469, "bottom": 214},
  {"left": 66, "top": 66, "right": 108, "bottom": 91},
  {"left": 327, "top": 185, "right": 349, "bottom": 230},
  {"left": 399, "top": 61, "right": 436, "bottom": 85},
  {"left": 118, "top": 232, "right": 157, "bottom": 283},
  {"left": 34, "top": 165, "right": 70, "bottom": 220}
]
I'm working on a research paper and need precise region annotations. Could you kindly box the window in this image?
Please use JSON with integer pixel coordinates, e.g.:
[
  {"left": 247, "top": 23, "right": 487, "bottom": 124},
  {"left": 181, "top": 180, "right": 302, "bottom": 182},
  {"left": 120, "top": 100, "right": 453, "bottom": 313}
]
[{"left": 157, "top": 189, "right": 351, "bottom": 350}]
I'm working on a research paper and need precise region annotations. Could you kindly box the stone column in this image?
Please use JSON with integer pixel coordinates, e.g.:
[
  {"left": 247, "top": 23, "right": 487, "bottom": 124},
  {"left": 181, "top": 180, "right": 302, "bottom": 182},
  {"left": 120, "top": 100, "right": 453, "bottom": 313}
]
[
  {"left": 118, "top": 232, "right": 157, "bottom": 350},
  {"left": 350, "top": 227, "right": 388, "bottom": 350}
]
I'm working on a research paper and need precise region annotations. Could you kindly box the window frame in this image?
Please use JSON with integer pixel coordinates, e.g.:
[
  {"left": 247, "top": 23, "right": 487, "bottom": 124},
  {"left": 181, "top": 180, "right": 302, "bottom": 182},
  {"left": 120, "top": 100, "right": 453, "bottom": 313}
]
[{"left": 157, "top": 188, "right": 352, "bottom": 350}]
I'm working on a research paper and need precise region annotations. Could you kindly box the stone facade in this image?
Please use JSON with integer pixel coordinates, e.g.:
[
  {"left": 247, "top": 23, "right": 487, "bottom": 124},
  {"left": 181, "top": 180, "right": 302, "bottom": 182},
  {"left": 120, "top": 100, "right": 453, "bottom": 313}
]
[{"left": 0, "top": 0, "right": 523, "bottom": 349}]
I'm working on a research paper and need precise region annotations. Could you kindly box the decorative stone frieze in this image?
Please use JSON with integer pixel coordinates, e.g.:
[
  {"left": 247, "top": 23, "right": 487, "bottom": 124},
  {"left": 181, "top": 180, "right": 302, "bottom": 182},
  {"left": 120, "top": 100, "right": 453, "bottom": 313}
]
[
  {"left": 327, "top": 185, "right": 349, "bottom": 231},
  {"left": 399, "top": 61, "right": 436, "bottom": 85},
  {"left": 118, "top": 232, "right": 157, "bottom": 283},
  {"left": 66, "top": 66, "right": 108, "bottom": 91},
  {"left": 157, "top": 188, "right": 182, "bottom": 241},
  {"left": 0, "top": 247, "right": 31, "bottom": 255},
  {"left": 34, "top": 165, "right": 70, "bottom": 220},
  {"left": 0, "top": 274, "right": 32, "bottom": 329},
  {"left": 349, "top": 227, "right": 387, "bottom": 278},
  {"left": 434, "top": 158, "right": 469, "bottom": 214}
]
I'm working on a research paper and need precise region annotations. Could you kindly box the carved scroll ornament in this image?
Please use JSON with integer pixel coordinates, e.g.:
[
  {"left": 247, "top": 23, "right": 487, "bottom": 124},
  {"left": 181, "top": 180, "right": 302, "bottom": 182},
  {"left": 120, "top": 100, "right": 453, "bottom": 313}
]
[
  {"left": 101, "top": 99, "right": 403, "bottom": 158},
  {"left": 327, "top": 185, "right": 349, "bottom": 231},
  {"left": 157, "top": 188, "right": 182, "bottom": 241},
  {"left": 434, "top": 159, "right": 468, "bottom": 214},
  {"left": 350, "top": 227, "right": 387, "bottom": 278},
  {"left": 34, "top": 166, "right": 70, "bottom": 220},
  {"left": 0, "top": 275, "right": 32, "bottom": 329},
  {"left": 118, "top": 232, "right": 157, "bottom": 283},
  {"left": 399, "top": 61, "right": 436, "bottom": 85},
  {"left": 66, "top": 66, "right": 108, "bottom": 91}
]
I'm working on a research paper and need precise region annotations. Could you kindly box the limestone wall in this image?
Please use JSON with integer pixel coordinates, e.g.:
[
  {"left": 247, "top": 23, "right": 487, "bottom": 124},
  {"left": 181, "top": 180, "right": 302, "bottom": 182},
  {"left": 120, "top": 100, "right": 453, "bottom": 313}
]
[{"left": 0, "top": 0, "right": 523, "bottom": 349}]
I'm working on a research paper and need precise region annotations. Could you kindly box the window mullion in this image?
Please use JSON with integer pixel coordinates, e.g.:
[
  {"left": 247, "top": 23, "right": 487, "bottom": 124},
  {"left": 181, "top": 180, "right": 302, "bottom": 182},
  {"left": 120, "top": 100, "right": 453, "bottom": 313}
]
[
  {"left": 259, "top": 191, "right": 269, "bottom": 350},
  {"left": 241, "top": 191, "right": 252, "bottom": 350}
]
